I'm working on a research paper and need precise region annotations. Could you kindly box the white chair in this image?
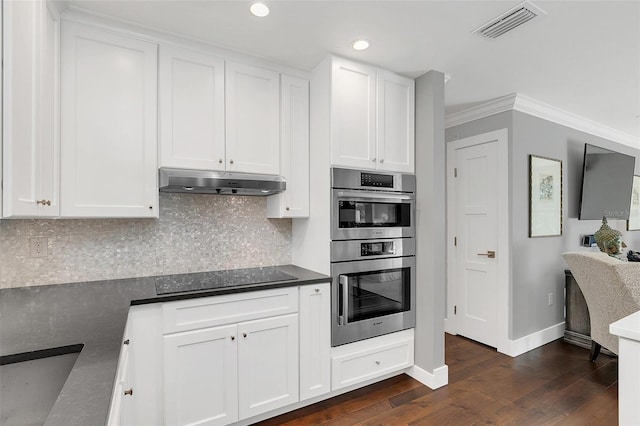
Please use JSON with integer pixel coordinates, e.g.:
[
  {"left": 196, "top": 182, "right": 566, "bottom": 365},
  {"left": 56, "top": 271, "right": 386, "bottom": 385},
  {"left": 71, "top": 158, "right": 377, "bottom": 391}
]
[{"left": 563, "top": 251, "right": 640, "bottom": 360}]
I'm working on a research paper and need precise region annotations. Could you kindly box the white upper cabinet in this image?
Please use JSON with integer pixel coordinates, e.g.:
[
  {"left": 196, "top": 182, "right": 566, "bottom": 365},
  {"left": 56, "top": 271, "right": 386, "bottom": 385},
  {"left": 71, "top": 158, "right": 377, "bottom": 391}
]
[
  {"left": 2, "top": 0, "right": 60, "bottom": 218},
  {"left": 330, "top": 58, "right": 377, "bottom": 170},
  {"left": 329, "top": 57, "right": 415, "bottom": 173},
  {"left": 267, "top": 75, "right": 310, "bottom": 218},
  {"left": 225, "top": 62, "right": 280, "bottom": 175},
  {"left": 376, "top": 70, "right": 415, "bottom": 173},
  {"left": 60, "top": 22, "right": 158, "bottom": 218},
  {"left": 159, "top": 46, "right": 225, "bottom": 171}
]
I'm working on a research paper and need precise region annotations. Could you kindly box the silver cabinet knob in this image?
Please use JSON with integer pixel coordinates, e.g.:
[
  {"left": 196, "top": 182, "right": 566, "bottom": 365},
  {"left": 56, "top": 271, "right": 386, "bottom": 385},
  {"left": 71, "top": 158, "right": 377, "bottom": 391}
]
[
  {"left": 124, "top": 388, "right": 133, "bottom": 396},
  {"left": 242, "top": 332, "right": 247, "bottom": 338},
  {"left": 314, "top": 288, "right": 320, "bottom": 293},
  {"left": 285, "top": 207, "right": 290, "bottom": 211},
  {"left": 36, "top": 200, "right": 51, "bottom": 206},
  {"left": 230, "top": 335, "right": 235, "bottom": 341},
  {"left": 229, "top": 159, "right": 234, "bottom": 165},
  {"left": 379, "top": 158, "right": 384, "bottom": 163},
  {"left": 219, "top": 158, "right": 223, "bottom": 164},
  {"left": 371, "top": 158, "right": 377, "bottom": 162},
  {"left": 375, "top": 361, "right": 381, "bottom": 365},
  {"left": 123, "top": 339, "right": 130, "bottom": 345}
]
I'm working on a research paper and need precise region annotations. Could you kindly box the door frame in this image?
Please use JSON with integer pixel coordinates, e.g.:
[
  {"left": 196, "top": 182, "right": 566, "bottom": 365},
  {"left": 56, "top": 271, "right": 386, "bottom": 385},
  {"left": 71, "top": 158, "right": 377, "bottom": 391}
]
[{"left": 445, "top": 128, "right": 510, "bottom": 353}]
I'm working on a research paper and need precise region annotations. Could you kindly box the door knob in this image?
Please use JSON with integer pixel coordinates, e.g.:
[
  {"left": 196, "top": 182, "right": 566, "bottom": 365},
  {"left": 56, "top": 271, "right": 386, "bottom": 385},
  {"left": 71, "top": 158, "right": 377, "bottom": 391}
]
[{"left": 477, "top": 250, "right": 496, "bottom": 259}]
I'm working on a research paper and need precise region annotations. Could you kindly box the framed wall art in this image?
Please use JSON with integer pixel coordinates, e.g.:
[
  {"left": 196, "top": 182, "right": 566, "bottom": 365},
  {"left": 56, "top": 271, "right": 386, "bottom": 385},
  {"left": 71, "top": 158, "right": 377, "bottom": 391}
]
[
  {"left": 529, "top": 155, "right": 563, "bottom": 237},
  {"left": 627, "top": 175, "right": 640, "bottom": 231}
]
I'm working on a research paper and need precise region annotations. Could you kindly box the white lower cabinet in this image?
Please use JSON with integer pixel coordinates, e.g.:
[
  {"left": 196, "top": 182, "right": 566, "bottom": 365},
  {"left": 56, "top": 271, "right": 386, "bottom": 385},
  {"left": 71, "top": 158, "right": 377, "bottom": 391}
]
[
  {"left": 331, "top": 329, "right": 414, "bottom": 391},
  {"left": 164, "top": 324, "right": 239, "bottom": 426},
  {"left": 299, "top": 283, "right": 331, "bottom": 400},
  {"left": 237, "top": 314, "right": 299, "bottom": 419},
  {"left": 163, "top": 315, "right": 299, "bottom": 426},
  {"left": 107, "top": 321, "right": 132, "bottom": 426},
  {"left": 118, "top": 284, "right": 334, "bottom": 426}
]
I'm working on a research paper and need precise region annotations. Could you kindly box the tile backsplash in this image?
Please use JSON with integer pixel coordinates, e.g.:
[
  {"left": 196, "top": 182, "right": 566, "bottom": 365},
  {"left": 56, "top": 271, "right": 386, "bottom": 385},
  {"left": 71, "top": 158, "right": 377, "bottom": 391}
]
[{"left": 0, "top": 194, "right": 291, "bottom": 288}]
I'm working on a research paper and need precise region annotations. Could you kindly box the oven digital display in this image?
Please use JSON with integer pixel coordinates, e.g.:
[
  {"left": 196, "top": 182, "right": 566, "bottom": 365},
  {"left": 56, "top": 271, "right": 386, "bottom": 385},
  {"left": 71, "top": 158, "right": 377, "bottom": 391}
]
[
  {"left": 360, "top": 172, "right": 394, "bottom": 188},
  {"left": 360, "top": 242, "right": 395, "bottom": 256}
]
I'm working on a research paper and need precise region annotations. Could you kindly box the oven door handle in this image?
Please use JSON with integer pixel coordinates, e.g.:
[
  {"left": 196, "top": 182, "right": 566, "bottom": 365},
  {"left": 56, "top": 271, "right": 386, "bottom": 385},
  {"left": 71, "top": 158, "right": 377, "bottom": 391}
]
[
  {"left": 335, "top": 190, "right": 414, "bottom": 201},
  {"left": 339, "top": 275, "right": 349, "bottom": 326}
]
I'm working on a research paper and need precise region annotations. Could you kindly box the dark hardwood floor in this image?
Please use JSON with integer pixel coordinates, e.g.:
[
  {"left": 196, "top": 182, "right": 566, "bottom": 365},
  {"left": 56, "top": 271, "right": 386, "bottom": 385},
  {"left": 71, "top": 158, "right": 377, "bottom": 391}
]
[{"left": 258, "top": 334, "right": 618, "bottom": 425}]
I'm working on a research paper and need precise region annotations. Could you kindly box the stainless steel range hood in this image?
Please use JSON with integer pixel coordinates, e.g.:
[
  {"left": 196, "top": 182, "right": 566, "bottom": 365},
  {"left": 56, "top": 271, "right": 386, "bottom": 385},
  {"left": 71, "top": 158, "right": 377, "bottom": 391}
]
[{"left": 159, "top": 168, "right": 285, "bottom": 196}]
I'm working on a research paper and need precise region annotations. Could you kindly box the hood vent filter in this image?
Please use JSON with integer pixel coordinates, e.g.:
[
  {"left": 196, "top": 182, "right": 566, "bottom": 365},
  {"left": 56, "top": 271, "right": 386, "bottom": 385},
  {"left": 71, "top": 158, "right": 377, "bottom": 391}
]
[{"left": 473, "top": 1, "right": 546, "bottom": 39}]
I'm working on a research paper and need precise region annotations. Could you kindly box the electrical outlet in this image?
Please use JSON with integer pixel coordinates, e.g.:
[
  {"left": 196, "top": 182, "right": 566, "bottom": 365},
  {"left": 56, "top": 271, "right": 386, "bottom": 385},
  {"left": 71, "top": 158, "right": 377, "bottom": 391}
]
[
  {"left": 30, "top": 237, "right": 48, "bottom": 258},
  {"left": 548, "top": 292, "right": 554, "bottom": 306}
]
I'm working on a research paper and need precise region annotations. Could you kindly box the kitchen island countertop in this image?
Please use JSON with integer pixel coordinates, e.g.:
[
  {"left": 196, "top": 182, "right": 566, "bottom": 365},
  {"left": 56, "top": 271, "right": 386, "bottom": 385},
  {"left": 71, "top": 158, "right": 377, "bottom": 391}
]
[{"left": 0, "top": 265, "right": 329, "bottom": 426}]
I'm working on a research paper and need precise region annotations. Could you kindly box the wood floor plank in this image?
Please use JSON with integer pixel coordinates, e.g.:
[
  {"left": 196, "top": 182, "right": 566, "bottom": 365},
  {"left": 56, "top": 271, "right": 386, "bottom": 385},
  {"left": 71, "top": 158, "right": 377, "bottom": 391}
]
[{"left": 256, "top": 336, "right": 618, "bottom": 426}]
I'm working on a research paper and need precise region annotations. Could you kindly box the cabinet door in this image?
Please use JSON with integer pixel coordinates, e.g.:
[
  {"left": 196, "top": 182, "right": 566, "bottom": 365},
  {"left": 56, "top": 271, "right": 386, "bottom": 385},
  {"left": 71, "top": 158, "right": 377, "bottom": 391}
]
[
  {"left": 164, "top": 325, "right": 239, "bottom": 426},
  {"left": 159, "top": 46, "right": 225, "bottom": 171},
  {"left": 2, "top": 0, "right": 59, "bottom": 217},
  {"left": 267, "top": 75, "right": 309, "bottom": 218},
  {"left": 299, "top": 283, "right": 331, "bottom": 401},
  {"left": 330, "top": 58, "right": 377, "bottom": 170},
  {"left": 376, "top": 70, "right": 415, "bottom": 173},
  {"left": 60, "top": 22, "right": 158, "bottom": 218},
  {"left": 238, "top": 314, "right": 299, "bottom": 420},
  {"left": 107, "top": 321, "right": 132, "bottom": 426},
  {"left": 225, "top": 62, "right": 280, "bottom": 175}
]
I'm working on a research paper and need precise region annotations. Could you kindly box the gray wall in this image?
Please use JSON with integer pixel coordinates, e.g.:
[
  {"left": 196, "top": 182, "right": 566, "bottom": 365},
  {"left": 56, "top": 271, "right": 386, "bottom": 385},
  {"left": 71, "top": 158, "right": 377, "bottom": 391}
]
[
  {"left": 415, "top": 70, "right": 446, "bottom": 373},
  {"left": 0, "top": 193, "right": 291, "bottom": 288},
  {"left": 446, "top": 110, "right": 640, "bottom": 340},
  {"left": 511, "top": 111, "right": 640, "bottom": 338}
]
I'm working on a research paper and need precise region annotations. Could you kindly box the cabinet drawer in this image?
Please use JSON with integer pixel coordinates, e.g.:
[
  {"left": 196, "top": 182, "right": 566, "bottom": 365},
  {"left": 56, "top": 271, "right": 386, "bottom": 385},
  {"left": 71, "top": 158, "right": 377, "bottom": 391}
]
[
  {"left": 162, "top": 287, "right": 298, "bottom": 334},
  {"left": 331, "top": 330, "right": 414, "bottom": 390}
]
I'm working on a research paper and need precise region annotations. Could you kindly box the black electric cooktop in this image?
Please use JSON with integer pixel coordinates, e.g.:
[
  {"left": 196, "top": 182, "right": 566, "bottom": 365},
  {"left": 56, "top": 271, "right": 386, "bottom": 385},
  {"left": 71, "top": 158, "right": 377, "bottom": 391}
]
[{"left": 154, "top": 266, "right": 298, "bottom": 295}]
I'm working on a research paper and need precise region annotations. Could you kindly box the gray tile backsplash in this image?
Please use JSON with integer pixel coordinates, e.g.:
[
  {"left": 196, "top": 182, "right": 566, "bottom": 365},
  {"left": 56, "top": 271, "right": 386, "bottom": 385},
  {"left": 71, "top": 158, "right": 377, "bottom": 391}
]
[{"left": 0, "top": 194, "right": 291, "bottom": 288}]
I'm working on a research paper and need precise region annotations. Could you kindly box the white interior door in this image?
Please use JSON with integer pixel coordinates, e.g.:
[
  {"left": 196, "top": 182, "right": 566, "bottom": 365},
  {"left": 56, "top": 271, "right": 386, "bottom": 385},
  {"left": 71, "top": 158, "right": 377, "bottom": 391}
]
[{"left": 454, "top": 141, "right": 499, "bottom": 347}]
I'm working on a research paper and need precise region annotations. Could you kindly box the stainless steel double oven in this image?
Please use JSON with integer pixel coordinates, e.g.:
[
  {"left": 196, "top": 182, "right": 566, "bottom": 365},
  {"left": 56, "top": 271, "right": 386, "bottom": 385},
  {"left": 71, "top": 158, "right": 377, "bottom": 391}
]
[{"left": 331, "top": 168, "right": 416, "bottom": 346}]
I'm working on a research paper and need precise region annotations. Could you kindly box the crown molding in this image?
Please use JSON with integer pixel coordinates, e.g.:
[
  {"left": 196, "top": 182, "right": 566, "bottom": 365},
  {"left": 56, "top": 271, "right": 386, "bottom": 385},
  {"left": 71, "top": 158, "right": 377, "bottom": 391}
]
[
  {"left": 445, "top": 94, "right": 517, "bottom": 129},
  {"left": 446, "top": 93, "right": 639, "bottom": 149}
]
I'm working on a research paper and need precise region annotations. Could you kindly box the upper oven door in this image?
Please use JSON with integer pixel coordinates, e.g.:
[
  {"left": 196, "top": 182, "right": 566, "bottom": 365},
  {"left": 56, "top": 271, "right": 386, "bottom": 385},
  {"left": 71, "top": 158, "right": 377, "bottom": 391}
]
[{"left": 331, "top": 189, "right": 415, "bottom": 240}]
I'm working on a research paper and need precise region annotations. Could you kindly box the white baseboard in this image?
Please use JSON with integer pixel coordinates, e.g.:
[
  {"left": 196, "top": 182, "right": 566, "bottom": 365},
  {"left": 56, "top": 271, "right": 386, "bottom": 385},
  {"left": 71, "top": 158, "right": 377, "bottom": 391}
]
[
  {"left": 406, "top": 364, "right": 449, "bottom": 390},
  {"left": 498, "top": 322, "right": 565, "bottom": 357},
  {"left": 444, "top": 318, "right": 456, "bottom": 335}
]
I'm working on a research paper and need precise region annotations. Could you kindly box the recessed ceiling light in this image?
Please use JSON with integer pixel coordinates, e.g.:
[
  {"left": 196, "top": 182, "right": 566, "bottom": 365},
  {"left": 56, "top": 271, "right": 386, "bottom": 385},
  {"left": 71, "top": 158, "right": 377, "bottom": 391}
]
[
  {"left": 250, "top": 2, "right": 270, "bottom": 17},
  {"left": 352, "top": 40, "right": 370, "bottom": 51}
]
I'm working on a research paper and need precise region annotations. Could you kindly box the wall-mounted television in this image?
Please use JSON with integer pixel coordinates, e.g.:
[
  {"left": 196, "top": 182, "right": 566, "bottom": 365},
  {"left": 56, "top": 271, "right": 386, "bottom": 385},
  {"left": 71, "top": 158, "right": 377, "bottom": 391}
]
[{"left": 579, "top": 143, "right": 636, "bottom": 220}]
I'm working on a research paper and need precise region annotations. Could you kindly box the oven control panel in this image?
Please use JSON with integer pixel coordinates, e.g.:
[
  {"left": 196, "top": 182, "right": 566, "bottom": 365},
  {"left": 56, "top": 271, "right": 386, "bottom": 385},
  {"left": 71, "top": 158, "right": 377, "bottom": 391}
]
[
  {"left": 331, "top": 238, "right": 415, "bottom": 262},
  {"left": 360, "top": 172, "right": 394, "bottom": 188},
  {"left": 360, "top": 241, "right": 395, "bottom": 256}
]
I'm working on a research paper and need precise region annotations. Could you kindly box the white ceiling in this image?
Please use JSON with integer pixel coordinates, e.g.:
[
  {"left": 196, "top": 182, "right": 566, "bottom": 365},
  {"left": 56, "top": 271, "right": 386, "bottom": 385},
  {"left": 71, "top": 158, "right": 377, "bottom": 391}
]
[{"left": 58, "top": 0, "right": 640, "bottom": 144}]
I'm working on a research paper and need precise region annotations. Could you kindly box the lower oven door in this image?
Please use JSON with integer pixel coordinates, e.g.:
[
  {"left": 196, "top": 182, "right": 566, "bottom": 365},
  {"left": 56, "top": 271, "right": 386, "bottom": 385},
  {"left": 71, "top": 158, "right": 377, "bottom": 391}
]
[{"left": 331, "top": 256, "right": 416, "bottom": 346}]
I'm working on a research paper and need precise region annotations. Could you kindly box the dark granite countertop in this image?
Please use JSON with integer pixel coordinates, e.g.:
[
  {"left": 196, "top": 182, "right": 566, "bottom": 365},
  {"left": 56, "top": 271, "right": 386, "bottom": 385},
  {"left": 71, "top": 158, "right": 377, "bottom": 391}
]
[{"left": 0, "top": 265, "right": 329, "bottom": 426}]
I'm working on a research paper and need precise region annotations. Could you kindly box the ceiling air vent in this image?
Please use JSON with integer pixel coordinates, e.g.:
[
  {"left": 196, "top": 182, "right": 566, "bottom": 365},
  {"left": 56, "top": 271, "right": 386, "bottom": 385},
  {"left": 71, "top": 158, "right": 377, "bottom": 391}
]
[{"left": 473, "top": 1, "right": 547, "bottom": 39}]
